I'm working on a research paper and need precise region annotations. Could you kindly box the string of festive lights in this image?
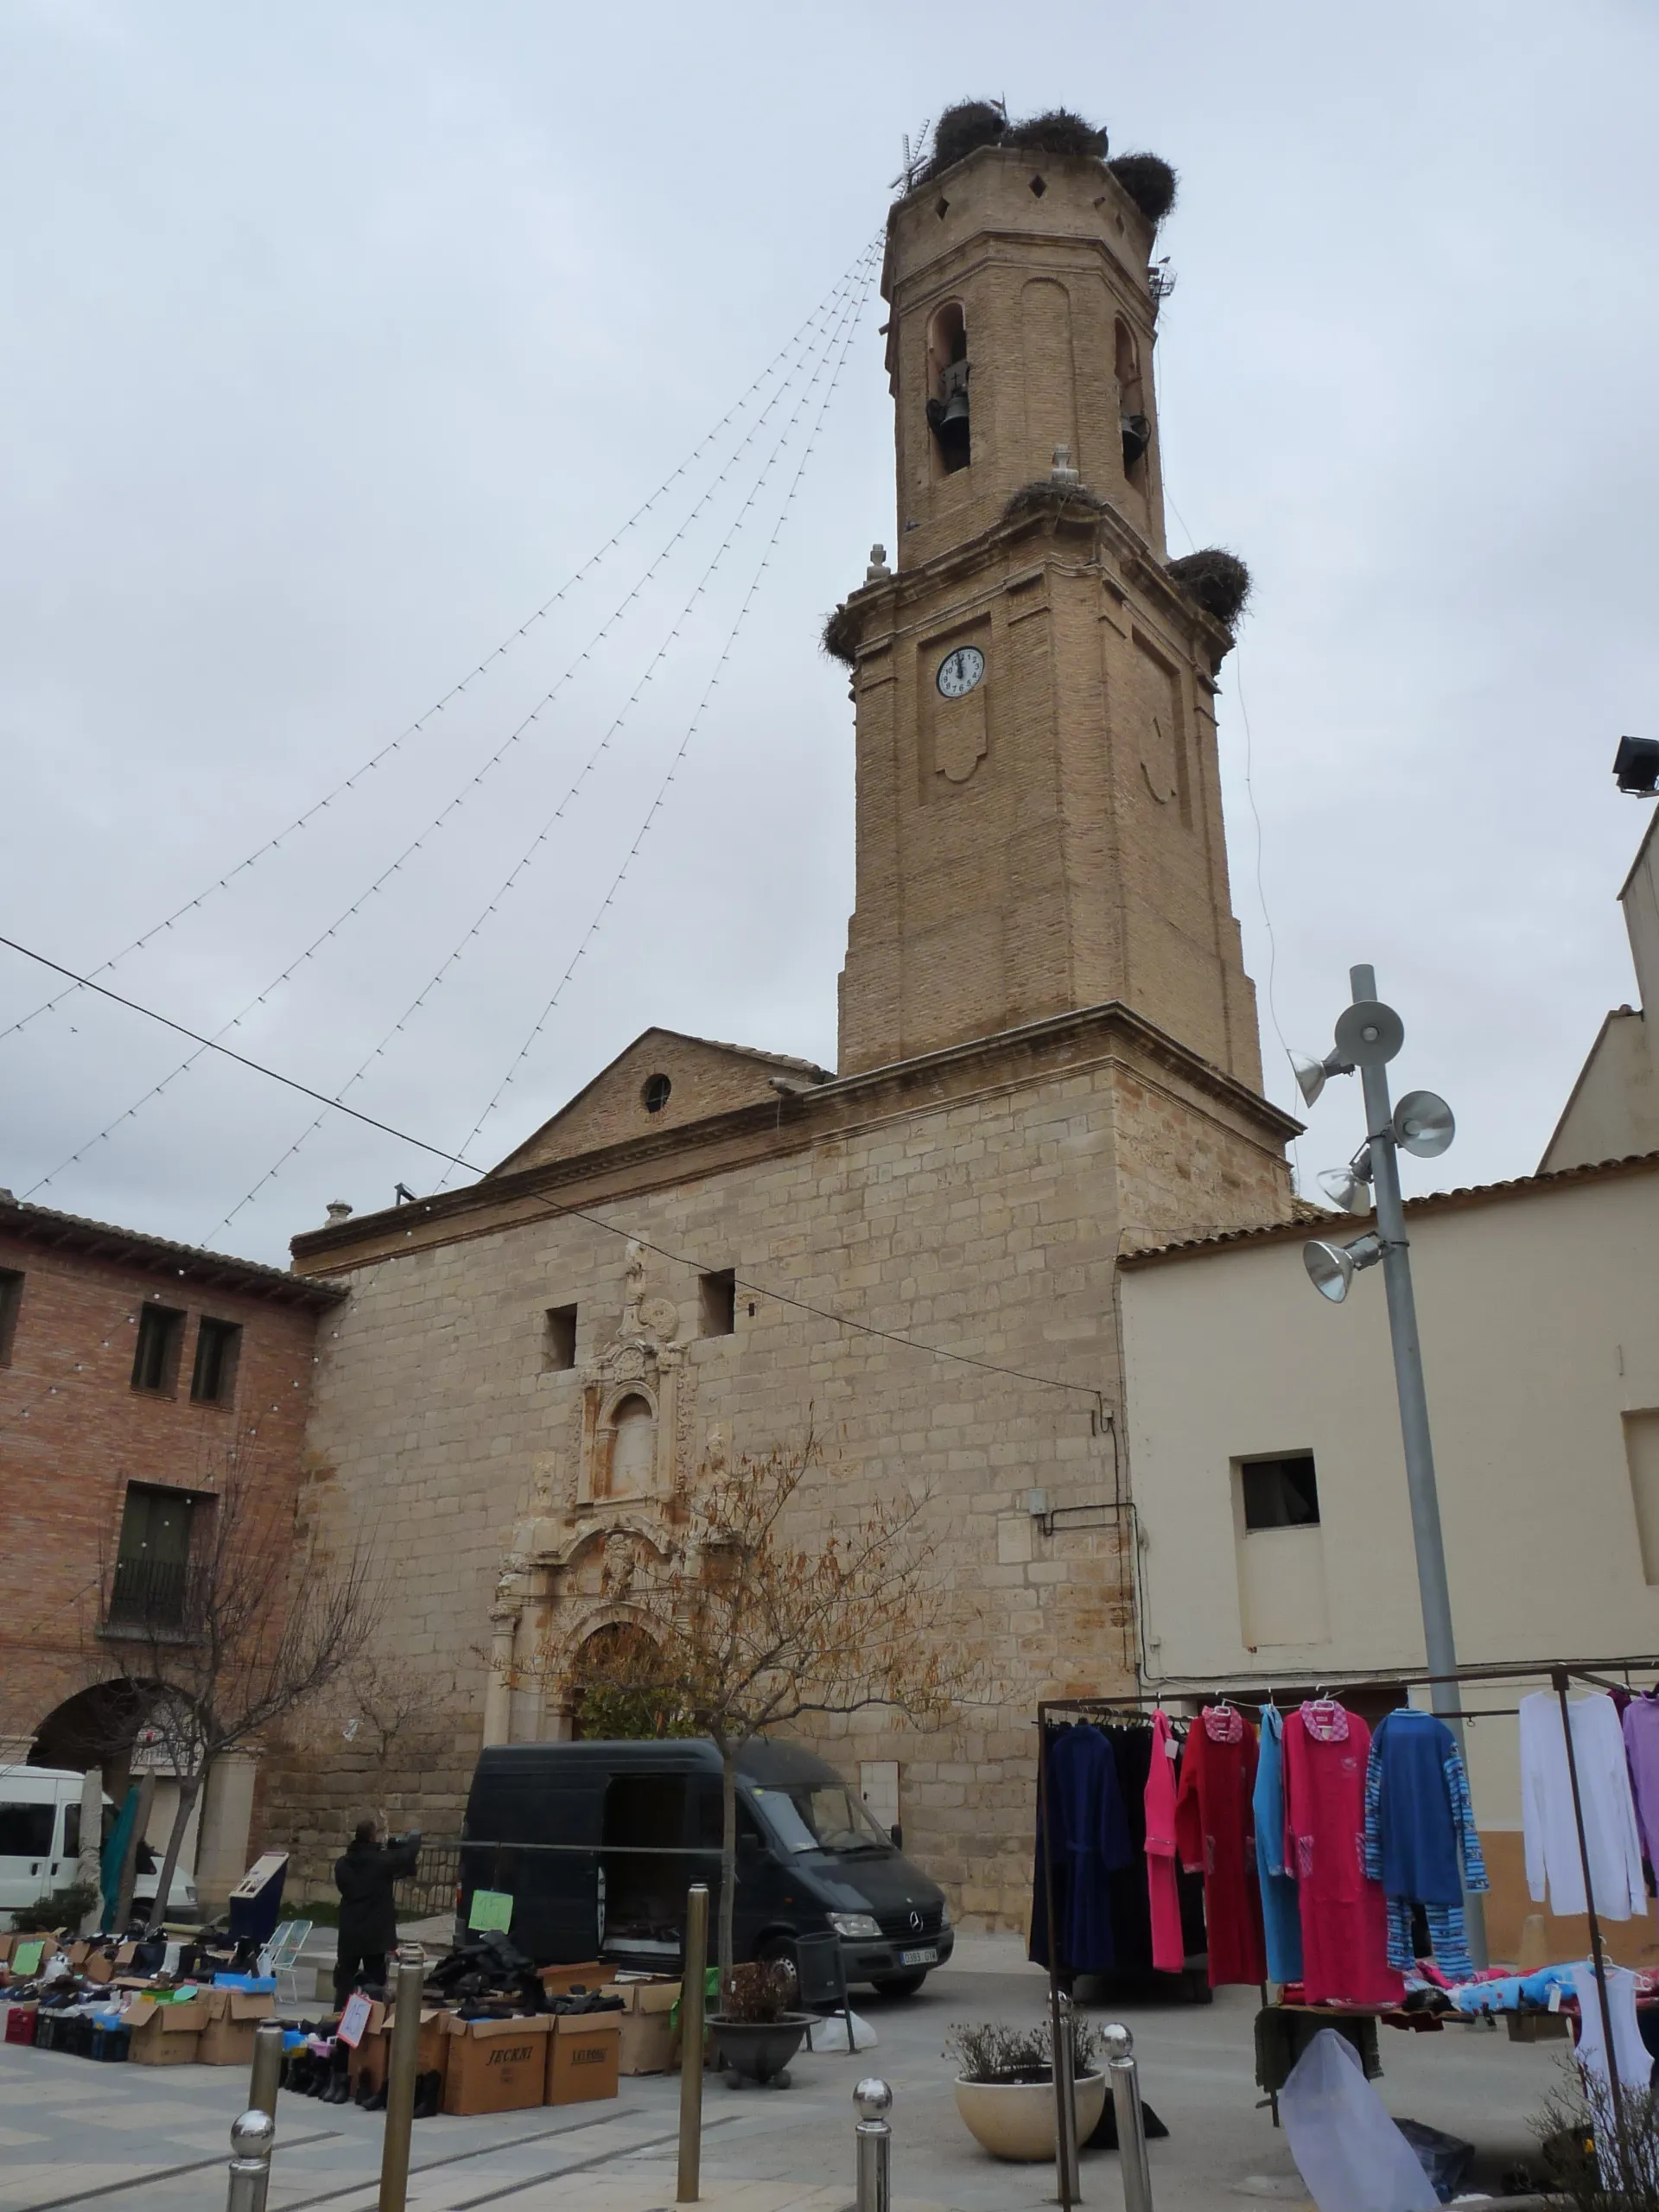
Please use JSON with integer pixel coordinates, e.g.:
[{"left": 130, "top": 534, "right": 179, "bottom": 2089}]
[
  {"left": 213, "top": 248, "right": 880, "bottom": 1236},
  {"left": 0, "top": 245, "right": 876, "bottom": 1051},
  {"left": 443, "top": 246, "right": 880, "bottom": 1176},
  {"left": 0, "top": 931, "right": 1107, "bottom": 1412},
  {"left": 22, "top": 263, "right": 867, "bottom": 1204}
]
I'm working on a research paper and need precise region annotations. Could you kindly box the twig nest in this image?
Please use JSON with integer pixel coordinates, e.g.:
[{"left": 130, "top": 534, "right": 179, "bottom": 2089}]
[
  {"left": 1166, "top": 547, "right": 1252, "bottom": 629},
  {"left": 1108, "top": 153, "right": 1179, "bottom": 225}
]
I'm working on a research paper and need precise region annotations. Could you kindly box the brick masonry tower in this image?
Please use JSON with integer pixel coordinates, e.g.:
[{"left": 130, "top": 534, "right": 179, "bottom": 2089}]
[{"left": 835, "top": 137, "right": 1265, "bottom": 1085}]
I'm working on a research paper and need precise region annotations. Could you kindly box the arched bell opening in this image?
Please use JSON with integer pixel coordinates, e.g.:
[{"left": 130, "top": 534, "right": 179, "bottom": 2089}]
[{"left": 925, "top": 301, "right": 971, "bottom": 474}]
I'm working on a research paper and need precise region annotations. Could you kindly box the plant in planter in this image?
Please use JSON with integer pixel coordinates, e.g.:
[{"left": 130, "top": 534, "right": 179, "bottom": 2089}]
[
  {"left": 946, "top": 2019, "right": 1109, "bottom": 2162},
  {"left": 709, "top": 1959, "right": 814, "bottom": 2090}
]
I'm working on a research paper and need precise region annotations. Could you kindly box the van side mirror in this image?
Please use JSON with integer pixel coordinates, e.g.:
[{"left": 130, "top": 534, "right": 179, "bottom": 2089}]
[{"left": 889, "top": 1824, "right": 902, "bottom": 1850}]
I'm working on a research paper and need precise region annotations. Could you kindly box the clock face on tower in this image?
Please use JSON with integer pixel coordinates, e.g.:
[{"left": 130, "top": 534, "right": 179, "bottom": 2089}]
[{"left": 936, "top": 645, "right": 985, "bottom": 699}]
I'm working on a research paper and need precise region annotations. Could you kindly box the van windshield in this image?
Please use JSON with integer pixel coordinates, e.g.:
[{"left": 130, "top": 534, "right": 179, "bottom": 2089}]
[{"left": 751, "top": 1785, "right": 893, "bottom": 1856}]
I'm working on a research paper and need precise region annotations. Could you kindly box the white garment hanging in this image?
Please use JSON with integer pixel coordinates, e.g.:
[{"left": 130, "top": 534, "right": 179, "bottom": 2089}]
[
  {"left": 1571, "top": 1960, "right": 1651, "bottom": 2094},
  {"left": 1520, "top": 1692, "right": 1648, "bottom": 1920}
]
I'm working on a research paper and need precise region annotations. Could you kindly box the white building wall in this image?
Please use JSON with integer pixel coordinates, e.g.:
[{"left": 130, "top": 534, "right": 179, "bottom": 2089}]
[{"left": 1120, "top": 1164, "right": 1659, "bottom": 1961}]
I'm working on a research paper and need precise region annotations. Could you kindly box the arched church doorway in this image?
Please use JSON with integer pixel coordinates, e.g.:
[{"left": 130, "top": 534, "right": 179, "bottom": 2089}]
[{"left": 569, "top": 1623, "right": 678, "bottom": 1740}]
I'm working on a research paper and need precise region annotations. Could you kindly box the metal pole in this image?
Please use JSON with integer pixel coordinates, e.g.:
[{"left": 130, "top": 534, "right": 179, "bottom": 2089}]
[
  {"left": 677, "top": 1883, "right": 709, "bottom": 2204},
  {"left": 248, "top": 2017, "right": 285, "bottom": 2122},
  {"left": 1054, "top": 1988, "right": 1082, "bottom": 2207},
  {"left": 1553, "top": 1669, "right": 1625, "bottom": 2145},
  {"left": 378, "top": 1941, "right": 427, "bottom": 2212},
  {"left": 854, "top": 2077, "right": 893, "bottom": 2212},
  {"left": 1037, "top": 1715, "right": 1074, "bottom": 2212},
  {"left": 1103, "top": 2024, "right": 1154, "bottom": 2212},
  {"left": 225, "top": 2109, "right": 275, "bottom": 2212},
  {"left": 1349, "top": 963, "right": 1487, "bottom": 1967}
]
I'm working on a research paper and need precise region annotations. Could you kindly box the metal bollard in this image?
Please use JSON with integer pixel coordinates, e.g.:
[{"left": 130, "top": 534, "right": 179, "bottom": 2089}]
[
  {"left": 248, "top": 2017, "right": 285, "bottom": 2121},
  {"left": 225, "top": 2108, "right": 275, "bottom": 2212},
  {"left": 1053, "top": 1987, "right": 1082, "bottom": 2208},
  {"left": 378, "top": 1941, "right": 429, "bottom": 2212},
  {"left": 854, "top": 2077, "right": 892, "bottom": 2212},
  {"left": 1102, "top": 2024, "right": 1154, "bottom": 2212},
  {"left": 677, "top": 1884, "right": 709, "bottom": 2204}
]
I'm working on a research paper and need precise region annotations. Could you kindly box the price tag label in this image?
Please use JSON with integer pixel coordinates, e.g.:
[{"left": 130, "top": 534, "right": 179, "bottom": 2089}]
[{"left": 338, "top": 1991, "right": 373, "bottom": 2047}]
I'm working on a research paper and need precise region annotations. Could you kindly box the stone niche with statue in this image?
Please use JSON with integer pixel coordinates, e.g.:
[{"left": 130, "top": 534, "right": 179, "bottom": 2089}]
[{"left": 483, "top": 1243, "right": 700, "bottom": 1743}]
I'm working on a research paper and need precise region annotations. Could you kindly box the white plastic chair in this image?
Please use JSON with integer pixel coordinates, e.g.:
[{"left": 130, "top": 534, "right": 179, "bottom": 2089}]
[{"left": 258, "top": 1918, "right": 314, "bottom": 2005}]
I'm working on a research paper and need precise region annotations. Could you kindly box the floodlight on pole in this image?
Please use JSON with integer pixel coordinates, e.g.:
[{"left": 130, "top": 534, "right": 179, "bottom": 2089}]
[
  {"left": 1298, "top": 963, "right": 1486, "bottom": 1967},
  {"left": 1317, "top": 1144, "right": 1373, "bottom": 1214},
  {"left": 1303, "top": 1230, "right": 1383, "bottom": 1302},
  {"left": 1288, "top": 1047, "right": 1353, "bottom": 1109}
]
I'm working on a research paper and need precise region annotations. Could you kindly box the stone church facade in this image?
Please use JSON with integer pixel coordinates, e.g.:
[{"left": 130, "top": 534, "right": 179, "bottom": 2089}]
[{"left": 272, "top": 132, "right": 1297, "bottom": 1926}]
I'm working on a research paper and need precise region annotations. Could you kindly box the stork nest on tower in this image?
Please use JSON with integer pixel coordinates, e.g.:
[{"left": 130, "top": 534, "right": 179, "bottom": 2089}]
[
  {"left": 1108, "top": 154, "right": 1179, "bottom": 225},
  {"left": 1003, "top": 479, "right": 1107, "bottom": 526},
  {"left": 1166, "top": 549, "right": 1252, "bottom": 629},
  {"left": 821, "top": 602, "right": 862, "bottom": 666}
]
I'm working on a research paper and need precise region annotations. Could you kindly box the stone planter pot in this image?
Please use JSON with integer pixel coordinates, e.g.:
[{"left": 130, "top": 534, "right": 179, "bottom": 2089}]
[
  {"left": 953, "top": 2072, "right": 1108, "bottom": 2161},
  {"left": 707, "top": 2012, "right": 813, "bottom": 2088}
]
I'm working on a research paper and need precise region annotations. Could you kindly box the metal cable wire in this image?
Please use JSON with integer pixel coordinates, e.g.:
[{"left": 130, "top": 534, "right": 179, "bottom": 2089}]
[
  {"left": 211, "top": 251, "right": 878, "bottom": 1235},
  {"left": 0, "top": 930, "right": 1107, "bottom": 1408},
  {"left": 0, "top": 246, "right": 874, "bottom": 1052},
  {"left": 22, "top": 261, "right": 868, "bottom": 1203},
  {"left": 442, "top": 245, "right": 880, "bottom": 1179}
]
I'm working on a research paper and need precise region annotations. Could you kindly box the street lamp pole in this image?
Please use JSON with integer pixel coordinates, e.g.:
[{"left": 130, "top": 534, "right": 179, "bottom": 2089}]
[{"left": 1300, "top": 966, "right": 1487, "bottom": 1967}]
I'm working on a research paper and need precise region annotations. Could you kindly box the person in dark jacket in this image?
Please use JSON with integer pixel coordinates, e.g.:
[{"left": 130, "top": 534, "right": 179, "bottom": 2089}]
[{"left": 334, "top": 1818, "right": 422, "bottom": 2005}]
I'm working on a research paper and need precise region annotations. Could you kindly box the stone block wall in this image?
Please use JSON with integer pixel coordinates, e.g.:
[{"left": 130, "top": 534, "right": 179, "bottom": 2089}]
[{"left": 270, "top": 1015, "right": 1291, "bottom": 1923}]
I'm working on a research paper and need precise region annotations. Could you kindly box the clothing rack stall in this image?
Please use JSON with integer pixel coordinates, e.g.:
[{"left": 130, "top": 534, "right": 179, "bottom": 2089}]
[{"left": 1033, "top": 1655, "right": 1659, "bottom": 2206}]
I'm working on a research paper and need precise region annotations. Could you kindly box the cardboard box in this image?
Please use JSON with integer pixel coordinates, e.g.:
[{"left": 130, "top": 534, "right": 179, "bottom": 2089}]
[
  {"left": 127, "top": 1996, "right": 209, "bottom": 2067},
  {"left": 537, "top": 1961, "right": 607, "bottom": 1997},
  {"left": 601, "top": 1980, "right": 678, "bottom": 2075},
  {"left": 442, "top": 2014, "right": 552, "bottom": 2117},
  {"left": 349, "top": 2005, "right": 449, "bottom": 2094},
  {"left": 83, "top": 1953, "right": 116, "bottom": 1986},
  {"left": 546, "top": 2012, "right": 621, "bottom": 2105},
  {"left": 197, "top": 1989, "right": 276, "bottom": 2067}
]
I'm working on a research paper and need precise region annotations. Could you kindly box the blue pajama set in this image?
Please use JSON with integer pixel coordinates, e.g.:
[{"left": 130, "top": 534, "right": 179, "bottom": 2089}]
[{"left": 1363, "top": 1708, "right": 1488, "bottom": 1976}]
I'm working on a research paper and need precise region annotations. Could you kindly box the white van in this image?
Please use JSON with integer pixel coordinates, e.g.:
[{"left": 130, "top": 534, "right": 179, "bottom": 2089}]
[{"left": 0, "top": 1766, "right": 198, "bottom": 1923}]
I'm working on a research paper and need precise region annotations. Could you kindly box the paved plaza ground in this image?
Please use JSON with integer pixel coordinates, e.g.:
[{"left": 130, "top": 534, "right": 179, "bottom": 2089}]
[{"left": 0, "top": 1936, "right": 1568, "bottom": 2211}]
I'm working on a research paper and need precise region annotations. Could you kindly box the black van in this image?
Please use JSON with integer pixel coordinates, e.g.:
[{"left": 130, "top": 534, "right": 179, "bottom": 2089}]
[{"left": 459, "top": 1738, "right": 953, "bottom": 1994}]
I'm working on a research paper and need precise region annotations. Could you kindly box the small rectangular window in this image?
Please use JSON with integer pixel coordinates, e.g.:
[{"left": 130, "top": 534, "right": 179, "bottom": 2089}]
[
  {"left": 1625, "top": 1413, "right": 1659, "bottom": 1585},
  {"left": 109, "top": 1482, "right": 196, "bottom": 1628},
  {"left": 698, "top": 1269, "right": 735, "bottom": 1339},
  {"left": 130, "top": 1303, "right": 185, "bottom": 1395},
  {"left": 1240, "top": 1452, "right": 1320, "bottom": 1530},
  {"left": 190, "top": 1317, "right": 242, "bottom": 1406},
  {"left": 543, "top": 1305, "right": 578, "bottom": 1371},
  {"left": 0, "top": 1268, "right": 22, "bottom": 1365},
  {"left": 0, "top": 1803, "right": 54, "bottom": 1858}
]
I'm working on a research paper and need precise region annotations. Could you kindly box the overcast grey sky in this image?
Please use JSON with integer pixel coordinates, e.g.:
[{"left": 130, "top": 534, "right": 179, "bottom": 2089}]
[{"left": 3, "top": 0, "right": 1656, "bottom": 1264}]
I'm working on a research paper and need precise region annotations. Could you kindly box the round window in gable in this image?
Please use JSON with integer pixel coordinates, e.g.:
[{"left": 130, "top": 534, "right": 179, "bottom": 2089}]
[{"left": 642, "top": 1073, "right": 672, "bottom": 1115}]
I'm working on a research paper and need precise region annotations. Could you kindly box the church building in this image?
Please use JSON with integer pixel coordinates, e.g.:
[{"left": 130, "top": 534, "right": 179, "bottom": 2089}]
[{"left": 276, "top": 117, "right": 1298, "bottom": 1926}]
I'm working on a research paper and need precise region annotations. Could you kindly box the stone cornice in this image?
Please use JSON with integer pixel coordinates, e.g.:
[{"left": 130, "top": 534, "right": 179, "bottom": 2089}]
[
  {"left": 842, "top": 501, "right": 1230, "bottom": 672},
  {"left": 289, "top": 1001, "right": 1300, "bottom": 1279}
]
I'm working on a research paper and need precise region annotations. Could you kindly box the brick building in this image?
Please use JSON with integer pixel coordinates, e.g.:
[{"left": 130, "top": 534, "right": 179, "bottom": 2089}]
[
  {"left": 0, "top": 1192, "right": 342, "bottom": 1902},
  {"left": 275, "top": 125, "right": 1298, "bottom": 1925}
]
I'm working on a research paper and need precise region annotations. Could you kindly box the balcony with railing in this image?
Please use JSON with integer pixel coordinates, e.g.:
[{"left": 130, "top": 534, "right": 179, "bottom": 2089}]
[{"left": 104, "top": 1555, "right": 191, "bottom": 1636}]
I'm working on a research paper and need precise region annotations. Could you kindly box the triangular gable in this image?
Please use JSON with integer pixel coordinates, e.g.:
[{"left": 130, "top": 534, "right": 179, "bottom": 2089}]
[{"left": 491, "top": 1028, "right": 830, "bottom": 1177}]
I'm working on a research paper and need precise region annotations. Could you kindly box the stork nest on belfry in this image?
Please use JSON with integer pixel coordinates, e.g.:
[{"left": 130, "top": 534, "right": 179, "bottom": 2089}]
[
  {"left": 1108, "top": 153, "right": 1179, "bottom": 225},
  {"left": 918, "top": 102, "right": 1107, "bottom": 186},
  {"left": 821, "top": 602, "right": 862, "bottom": 666},
  {"left": 1003, "top": 479, "right": 1106, "bottom": 526},
  {"left": 1166, "top": 548, "right": 1252, "bottom": 630}
]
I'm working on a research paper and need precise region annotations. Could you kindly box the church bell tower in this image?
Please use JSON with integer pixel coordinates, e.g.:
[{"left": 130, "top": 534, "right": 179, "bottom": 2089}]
[{"left": 833, "top": 132, "right": 1266, "bottom": 1090}]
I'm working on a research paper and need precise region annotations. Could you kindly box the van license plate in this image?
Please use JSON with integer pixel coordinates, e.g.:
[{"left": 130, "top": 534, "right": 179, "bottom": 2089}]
[{"left": 899, "top": 1946, "right": 937, "bottom": 1967}]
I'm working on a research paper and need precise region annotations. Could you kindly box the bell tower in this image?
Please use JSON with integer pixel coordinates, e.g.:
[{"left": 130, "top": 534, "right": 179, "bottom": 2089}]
[{"left": 833, "top": 133, "right": 1265, "bottom": 1091}]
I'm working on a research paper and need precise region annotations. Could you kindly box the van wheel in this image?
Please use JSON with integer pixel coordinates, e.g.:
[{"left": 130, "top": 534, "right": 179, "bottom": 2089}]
[{"left": 870, "top": 1971, "right": 927, "bottom": 1998}]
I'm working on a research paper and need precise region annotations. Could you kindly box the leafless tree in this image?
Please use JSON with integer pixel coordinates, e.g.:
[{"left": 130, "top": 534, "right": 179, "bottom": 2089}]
[
  {"left": 565, "top": 1426, "right": 975, "bottom": 1987},
  {"left": 92, "top": 1444, "right": 380, "bottom": 1931}
]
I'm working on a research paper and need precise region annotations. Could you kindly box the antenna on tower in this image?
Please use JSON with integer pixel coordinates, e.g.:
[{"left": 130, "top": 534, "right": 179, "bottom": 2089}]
[{"left": 890, "top": 117, "right": 933, "bottom": 194}]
